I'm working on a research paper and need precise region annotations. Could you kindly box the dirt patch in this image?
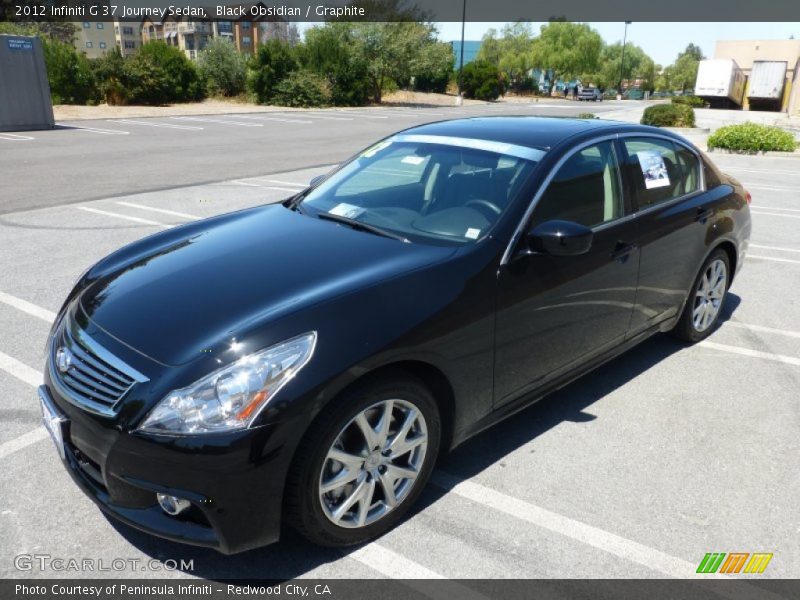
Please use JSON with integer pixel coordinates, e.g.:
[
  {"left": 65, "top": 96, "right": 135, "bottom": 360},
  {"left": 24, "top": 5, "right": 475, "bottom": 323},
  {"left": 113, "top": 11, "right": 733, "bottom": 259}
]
[{"left": 52, "top": 99, "right": 306, "bottom": 121}]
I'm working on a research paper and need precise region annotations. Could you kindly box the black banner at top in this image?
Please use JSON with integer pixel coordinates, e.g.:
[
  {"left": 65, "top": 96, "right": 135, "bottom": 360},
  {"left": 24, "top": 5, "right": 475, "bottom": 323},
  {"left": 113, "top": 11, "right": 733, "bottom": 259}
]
[{"left": 2, "top": 0, "right": 800, "bottom": 22}]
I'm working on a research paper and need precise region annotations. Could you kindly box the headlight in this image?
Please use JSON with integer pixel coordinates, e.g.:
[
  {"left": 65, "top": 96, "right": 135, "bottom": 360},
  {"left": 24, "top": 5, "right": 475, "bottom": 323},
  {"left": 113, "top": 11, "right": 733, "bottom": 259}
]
[{"left": 137, "top": 332, "right": 316, "bottom": 435}]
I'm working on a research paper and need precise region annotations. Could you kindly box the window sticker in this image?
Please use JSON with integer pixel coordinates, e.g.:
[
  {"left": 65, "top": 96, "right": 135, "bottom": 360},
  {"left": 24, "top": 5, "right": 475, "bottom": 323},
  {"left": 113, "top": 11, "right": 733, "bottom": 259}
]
[
  {"left": 329, "top": 203, "right": 365, "bottom": 219},
  {"left": 361, "top": 140, "right": 392, "bottom": 158},
  {"left": 465, "top": 228, "right": 481, "bottom": 240},
  {"left": 401, "top": 155, "right": 426, "bottom": 165},
  {"left": 637, "top": 150, "right": 670, "bottom": 189}
]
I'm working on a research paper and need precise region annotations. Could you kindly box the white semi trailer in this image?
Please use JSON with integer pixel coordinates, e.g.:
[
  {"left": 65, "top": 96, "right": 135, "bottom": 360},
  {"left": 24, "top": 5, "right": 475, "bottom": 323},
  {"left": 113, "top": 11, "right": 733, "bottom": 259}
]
[{"left": 695, "top": 59, "right": 746, "bottom": 108}]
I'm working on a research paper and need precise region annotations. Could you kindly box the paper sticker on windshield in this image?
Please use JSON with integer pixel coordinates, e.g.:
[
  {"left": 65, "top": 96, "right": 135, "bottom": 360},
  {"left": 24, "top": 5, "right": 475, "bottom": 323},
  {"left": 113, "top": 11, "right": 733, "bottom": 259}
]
[
  {"left": 361, "top": 140, "right": 392, "bottom": 158},
  {"left": 329, "top": 203, "right": 365, "bottom": 219},
  {"left": 465, "top": 228, "right": 481, "bottom": 240},
  {"left": 401, "top": 155, "right": 425, "bottom": 165},
  {"left": 637, "top": 150, "right": 670, "bottom": 189}
]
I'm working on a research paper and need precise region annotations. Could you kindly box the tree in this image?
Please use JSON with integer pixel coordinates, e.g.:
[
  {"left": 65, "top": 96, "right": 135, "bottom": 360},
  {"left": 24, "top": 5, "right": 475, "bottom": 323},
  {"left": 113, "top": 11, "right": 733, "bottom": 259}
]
[
  {"left": 477, "top": 22, "right": 536, "bottom": 93},
  {"left": 0, "top": 21, "right": 77, "bottom": 44},
  {"left": 92, "top": 47, "right": 128, "bottom": 105},
  {"left": 136, "top": 42, "right": 203, "bottom": 102},
  {"left": 529, "top": 22, "right": 603, "bottom": 92},
  {"left": 589, "top": 42, "right": 656, "bottom": 91},
  {"left": 460, "top": 60, "right": 504, "bottom": 101},
  {"left": 661, "top": 44, "right": 705, "bottom": 93},
  {"left": 41, "top": 39, "right": 96, "bottom": 104},
  {"left": 247, "top": 39, "right": 299, "bottom": 104},
  {"left": 302, "top": 25, "right": 370, "bottom": 105},
  {"left": 197, "top": 38, "right": 247, "bottom": 97}
]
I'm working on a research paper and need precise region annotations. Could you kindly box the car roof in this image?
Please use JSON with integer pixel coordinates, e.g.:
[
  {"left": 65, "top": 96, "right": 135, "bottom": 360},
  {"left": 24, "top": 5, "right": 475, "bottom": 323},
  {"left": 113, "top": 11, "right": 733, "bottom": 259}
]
[{"left": 403, "top": 116, "right": 633, "bottom": 151}]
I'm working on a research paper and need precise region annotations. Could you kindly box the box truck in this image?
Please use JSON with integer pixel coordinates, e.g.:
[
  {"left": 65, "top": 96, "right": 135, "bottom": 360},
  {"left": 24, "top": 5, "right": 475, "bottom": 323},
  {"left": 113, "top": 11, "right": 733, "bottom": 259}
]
[
  {"left": 695, "top": 59, "right": 746, "bottom": 108},
  {"left": 748, "top": 61, "right": 787, "bottom": 100}
]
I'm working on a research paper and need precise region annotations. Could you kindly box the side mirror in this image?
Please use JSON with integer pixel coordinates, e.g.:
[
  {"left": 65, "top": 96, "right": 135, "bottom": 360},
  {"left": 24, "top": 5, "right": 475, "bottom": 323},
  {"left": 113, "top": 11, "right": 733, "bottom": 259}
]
[
  {"left": 309, "top": 175, "right": 325, "bottom": 187},
  {"left": 526, "top": 220, "right": 593, "bottom": 256}
]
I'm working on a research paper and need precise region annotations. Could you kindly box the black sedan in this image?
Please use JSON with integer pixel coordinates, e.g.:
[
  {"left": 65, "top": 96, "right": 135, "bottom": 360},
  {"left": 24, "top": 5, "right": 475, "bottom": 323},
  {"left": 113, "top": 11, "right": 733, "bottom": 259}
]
[{"left": 40, "top": 117, "right": 751, "bottom": 553}]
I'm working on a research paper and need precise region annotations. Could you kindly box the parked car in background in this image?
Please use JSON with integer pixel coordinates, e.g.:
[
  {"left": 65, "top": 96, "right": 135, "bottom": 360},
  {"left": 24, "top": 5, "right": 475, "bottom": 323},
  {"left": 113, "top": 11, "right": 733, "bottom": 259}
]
[
  {"left": 578, "top": 87, "right": 603, "bottom": 102},
  {"left": 39, "top": 117, "right": 751, "bottom": 553}
]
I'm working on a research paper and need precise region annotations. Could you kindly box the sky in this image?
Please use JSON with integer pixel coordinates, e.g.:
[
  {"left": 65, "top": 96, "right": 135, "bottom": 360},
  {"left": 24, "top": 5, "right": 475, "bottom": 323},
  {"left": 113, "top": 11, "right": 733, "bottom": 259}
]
[{"left": 433, "top": 22, "right": 800, "bottom": 66}]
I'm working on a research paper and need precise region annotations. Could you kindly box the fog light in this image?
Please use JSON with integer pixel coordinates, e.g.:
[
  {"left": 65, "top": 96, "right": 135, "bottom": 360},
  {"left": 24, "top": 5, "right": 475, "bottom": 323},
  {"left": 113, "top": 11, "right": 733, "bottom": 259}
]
[{"left": 157, "top": 493, "right": 191, "bottom": 516}]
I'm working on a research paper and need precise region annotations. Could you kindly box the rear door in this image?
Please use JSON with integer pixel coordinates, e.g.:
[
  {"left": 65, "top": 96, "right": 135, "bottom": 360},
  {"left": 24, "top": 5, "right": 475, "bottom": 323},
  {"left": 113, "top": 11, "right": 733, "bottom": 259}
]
[
  {"left": 618, "top": 136, "right": 708, "bottom": 334},
  {"left": 494, "top": 139, "right": 639, "bottom": 406}
]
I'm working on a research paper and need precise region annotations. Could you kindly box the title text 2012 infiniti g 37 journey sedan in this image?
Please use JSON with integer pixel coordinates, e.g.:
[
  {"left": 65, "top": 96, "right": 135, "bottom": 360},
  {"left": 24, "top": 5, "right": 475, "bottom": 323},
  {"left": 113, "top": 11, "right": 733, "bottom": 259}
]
[{"left": 40, "top": 117, "right": 751, "bottom": 553}]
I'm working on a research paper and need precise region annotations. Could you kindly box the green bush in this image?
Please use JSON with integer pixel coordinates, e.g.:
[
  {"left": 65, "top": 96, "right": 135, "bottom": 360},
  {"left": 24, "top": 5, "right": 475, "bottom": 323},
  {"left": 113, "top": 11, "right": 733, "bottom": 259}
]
[
  {"left": 42, "top": 39, "right": 96, "bottom": 104},
  {"left": 197, "top": 38, "right": 247, "bottom": 97},
  {"left": 134, "top": 42, "right": 203, "bottom": 103},
  {"left": 576, "top": 112, "right": 596, "bottom": 119},
  {"left": 301, "top": 26, "right": 370, "bottom": 106},
  {"left": 460, "top": 60, "right": 504, "bottom": 101},
  {"left": 92, "top": 48, "right": 128, "bottom": 105},
  {"left": 641, "top": 104, "right": 695, "bottom": 127},
  {"left": 671, "top": 95, "right": 704, "bottom": 107},
  {"left": 271, "top": 71, "right": 332, "bottom": 107},
  {"left": 707, "top": 122, "right": 798, "bottom": 153},
  {"left": 248, "top": 40, "right": 299, "bottom": 104}
]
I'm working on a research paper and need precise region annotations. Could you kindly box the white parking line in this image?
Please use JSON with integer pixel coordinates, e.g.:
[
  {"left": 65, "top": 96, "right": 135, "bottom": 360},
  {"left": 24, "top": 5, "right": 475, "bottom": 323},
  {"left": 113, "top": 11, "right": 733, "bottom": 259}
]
[
  {"left": 0, "top": 350, "right": 42, "bottom": 387},
  {"left": 170, "top": 117, "right": 263, "bottom": 127},
  {"left": 0, "top": 133, "right": 34, "bottom": 141},
  {"left": 348, "top": 544, "right": 444, "bottom": 578},
  {"left": 260, "top": 180, "right": 306, "bottom": 187},
  {"left": 334, "top": 110, "right": 389, "bottom": 119},
  {"left": 726, "top": 321, "right": 800, "bottom": 340},
  {"left": 750, "top": 243, "right": 800, "bottom": 253},
  {"left": 750, "top": 211, "right": 800, "bottom": 219},
  {"left": 231, "top": 115, "right": 313, "bottom": 124},
  {"left": 751, "top": 205, "right": 800, "bottom": 213},
  {"left": 59, "top": 124, "right": 129, "bottom": 135},
  {"left": 745, "top": 184, "right": 800, "bottom": 192},
  {"left": 0, "top": 291, "right": 56, "bottom": 323},
  {"left": 113, "top": 119, "right": 204, "bottom": 131},
  {"left": 431, "top": 471, "right": 722, "bottom": 580},
  {"left": 386, "top": 109, "right": 448, "bottom": 117},
  {"left": 76, "top": 206, "right": 172, "bottom": 228},
  {"left": 747, "top": 254, "right": 800, "bottom": 264},
  {"left": 295, "top": 112, "right": 354, "bottom": 121},
  {"left": 115, "top": 201, "right": 199, "bottom": 220},
  {"left": 699, "top": 341, "right": 800, "bottom": 367},
  {"left": 722, "top": 167, "right": 800, "bottom": 176},
  {"left": 0, "top": 428, "right": 48, "bottom": 461}
]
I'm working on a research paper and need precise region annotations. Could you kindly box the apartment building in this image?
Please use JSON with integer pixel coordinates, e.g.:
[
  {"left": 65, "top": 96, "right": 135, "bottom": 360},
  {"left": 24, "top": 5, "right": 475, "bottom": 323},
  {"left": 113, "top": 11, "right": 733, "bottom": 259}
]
[
  {"left": 114, "top": 22, "right": 141, "bottom": 57},
  {"left": 74, "top": 21, "right": 116, "bottom": 58}
]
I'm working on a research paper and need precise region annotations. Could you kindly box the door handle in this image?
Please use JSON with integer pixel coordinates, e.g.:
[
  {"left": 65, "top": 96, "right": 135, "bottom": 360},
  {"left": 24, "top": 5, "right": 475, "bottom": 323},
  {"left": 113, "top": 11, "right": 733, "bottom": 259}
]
[
  {"left": 695, "top": 206, "right": 713, "bottom": 223},
  {"left": 611, "top": 241, "right": 637, "bottom": 263}
]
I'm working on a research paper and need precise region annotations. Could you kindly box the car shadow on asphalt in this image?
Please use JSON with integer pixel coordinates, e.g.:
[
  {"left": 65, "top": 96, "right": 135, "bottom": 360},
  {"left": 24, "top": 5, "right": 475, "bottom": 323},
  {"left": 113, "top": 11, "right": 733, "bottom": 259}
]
[{"left": 108, "top": 294, "right": 741, "bottom": 579}]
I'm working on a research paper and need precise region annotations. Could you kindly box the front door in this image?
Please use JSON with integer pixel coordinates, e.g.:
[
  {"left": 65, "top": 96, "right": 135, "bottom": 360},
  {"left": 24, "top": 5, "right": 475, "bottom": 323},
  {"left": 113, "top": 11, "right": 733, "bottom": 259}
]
[{"left": 494, "top": 139, "right": 639, "bottom": 406}]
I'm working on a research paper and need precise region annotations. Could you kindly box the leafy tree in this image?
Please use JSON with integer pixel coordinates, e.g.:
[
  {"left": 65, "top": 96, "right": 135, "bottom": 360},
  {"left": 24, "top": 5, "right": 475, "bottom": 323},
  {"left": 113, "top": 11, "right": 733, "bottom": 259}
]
[
  {"left": 477, "top": 22, "right": 536, "bottom": 93},
  {"left": 0, "top": 21, "right": 77, "bottom": 44},
  {"left": 272, "top": 71, "right": 332, "bottom": 107},
  {"left": 460, "top": 60, "right": 504, "bottom": 101},
  {"left": 41, "top": 39, "right": 96, "bottom": 104},
  {"left": 589, "top": 42, "right": 656, "bottom": 92},
  {"left": 660, "top": 44, "right": 705, "bottom": 93},
  {"left": 92, "top": 47, "right": 128, "bottom": 105},
  {"left": 301, "top": 25, "right": 370, "bottom": 105},
  {"left": 136, "top": 42, "right": 203, "bottom": 102},
  {"left": 529, "top": 22, "right": 603, "bottom": 92},
  {"left": 123, "top": 52, "right": 171, "bottom": 105},
  {"left": 247, "top": 39, "right": 299, "bottom": 104},
  {"left": 197, "top": 38, "right": 247, "bottom": 97}
]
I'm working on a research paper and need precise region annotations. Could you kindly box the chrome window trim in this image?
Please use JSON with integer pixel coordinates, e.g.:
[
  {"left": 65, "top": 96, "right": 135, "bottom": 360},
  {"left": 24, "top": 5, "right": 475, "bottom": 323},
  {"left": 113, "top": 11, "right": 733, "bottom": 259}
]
[{"left": 500, "top": 132, "right": 706, "bottom": 266}]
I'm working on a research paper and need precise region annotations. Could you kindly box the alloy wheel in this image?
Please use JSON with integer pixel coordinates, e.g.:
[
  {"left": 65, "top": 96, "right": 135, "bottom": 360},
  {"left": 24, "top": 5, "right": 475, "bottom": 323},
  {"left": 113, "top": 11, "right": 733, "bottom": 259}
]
[
  {"left": 692, "top": 258, "right": 727, "bottom": 332},
  {"left": 318, "top": 399, "right": 428, "bottom": 528}
]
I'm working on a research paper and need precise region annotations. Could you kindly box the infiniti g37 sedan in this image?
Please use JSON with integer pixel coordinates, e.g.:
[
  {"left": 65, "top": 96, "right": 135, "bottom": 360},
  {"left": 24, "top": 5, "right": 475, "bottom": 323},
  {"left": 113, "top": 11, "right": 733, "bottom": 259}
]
[{"left": 40, "top": 117, "right": 751, "bottom": 553}]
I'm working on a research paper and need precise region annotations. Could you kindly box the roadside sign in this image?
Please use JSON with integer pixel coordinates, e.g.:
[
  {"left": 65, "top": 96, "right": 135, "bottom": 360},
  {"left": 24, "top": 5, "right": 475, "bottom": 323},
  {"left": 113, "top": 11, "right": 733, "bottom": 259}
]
[{"left": 7, "top": 38, "right": 34, "bottom": 52}]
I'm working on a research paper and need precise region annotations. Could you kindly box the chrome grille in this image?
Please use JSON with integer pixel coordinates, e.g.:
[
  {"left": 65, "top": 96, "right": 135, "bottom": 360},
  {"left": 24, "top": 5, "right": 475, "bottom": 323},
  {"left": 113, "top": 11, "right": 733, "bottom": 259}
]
[{"left": 51, "top": 316, "right": 148, "bottom": 416}]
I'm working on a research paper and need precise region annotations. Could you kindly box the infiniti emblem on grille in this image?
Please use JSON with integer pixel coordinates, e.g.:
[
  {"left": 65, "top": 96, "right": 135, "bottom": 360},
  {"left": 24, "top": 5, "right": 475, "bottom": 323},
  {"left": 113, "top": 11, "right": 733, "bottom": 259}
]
[{"left": 55, "top": 347, "right": 73, "bottom": 373}]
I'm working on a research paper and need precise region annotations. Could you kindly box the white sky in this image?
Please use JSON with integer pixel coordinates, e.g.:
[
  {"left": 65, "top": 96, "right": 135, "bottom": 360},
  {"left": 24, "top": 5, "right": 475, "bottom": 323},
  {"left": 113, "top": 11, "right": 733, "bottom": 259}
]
[{"left": 298, "top": 22, "right": 800, "bottom": 67}]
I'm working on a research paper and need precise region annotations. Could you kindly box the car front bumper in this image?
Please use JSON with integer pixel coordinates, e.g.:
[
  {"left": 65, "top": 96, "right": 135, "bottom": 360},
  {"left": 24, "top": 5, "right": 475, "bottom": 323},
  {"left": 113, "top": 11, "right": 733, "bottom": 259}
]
[{"left": 39, "top": 377, "right": 303, "bottom": 554}]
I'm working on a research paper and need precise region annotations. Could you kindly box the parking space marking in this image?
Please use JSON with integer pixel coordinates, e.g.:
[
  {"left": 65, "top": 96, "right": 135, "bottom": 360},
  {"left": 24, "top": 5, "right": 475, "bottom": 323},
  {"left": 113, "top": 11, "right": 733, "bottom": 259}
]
[
  {"left": 745, "top": 184, "right": 799, "bottom": 192},
  {"left": 348, "top": 544, "right": 444, "bottom": 578},
  {"left": 751, "top": 205, "right": 800, "bottom": 213},
  {"left": 0, "top": 133, "right": 34, "bottom": 141},
  {"left": 293, "top": 112, "right": 354, "bottom": 121},
  {"left": 699, "top": 341, "right": 800, "bottom": 367},
  {"left": 113, "top": 119, "right": 204, "bottom": 131},
  {"left": 260, "top": 180, "right": 306, "bottom": 187},
  {"left": 0, "top": 428, "right": 48, "bottom": 461},
  {"left": 726, "top": 321, "right": 800, "bottom": 340},
  {"left": 76, "top": 206, "right": 172, "bottom": 228},
  {"left": 747, "top": 254, "right": 800, "bottom": 264},
  {"left": 750, "top": 211, "right": 800, "bottom": 219},
  {"left": 58, "top": 124, "right": 129, "bottom": 135},
  {"left": 333, "top": 110, "right": 389, "bottom": 119},
  {"left": 0, "top": 350, "right": 42, "bottom": 387},
  {"left": 0, "top": 291, "right": 56, "bottom": 323},
  {"left": 750, "top": 243, "right": 800, "bottom": 253},
  {"left": 115, "top": 201, "right": 199, "bottom": 220},
  {"left": 431, "top": 471, "right": 722, "bottom": 580},
  {"left": 232, "top": 115, "right": 313, "bottom": 124},
  {"left": 170, "top": 117, "right": 263, "bottom": 127},
  {"left": 722, "top": 167, "right": 800, "bottom": 176}
]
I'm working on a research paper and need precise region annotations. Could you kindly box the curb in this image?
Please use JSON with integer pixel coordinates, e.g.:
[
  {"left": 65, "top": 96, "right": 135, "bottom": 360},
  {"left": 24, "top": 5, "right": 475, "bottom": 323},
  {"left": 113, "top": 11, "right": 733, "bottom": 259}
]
[{"left": 706, "top": 148, "right": 800, "bottom": 158}]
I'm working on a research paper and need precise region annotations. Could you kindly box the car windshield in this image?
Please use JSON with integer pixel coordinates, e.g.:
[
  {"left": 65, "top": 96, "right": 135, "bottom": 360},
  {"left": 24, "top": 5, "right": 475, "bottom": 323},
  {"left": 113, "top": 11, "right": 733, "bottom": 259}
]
[{"left": 299, "top": 134, "right": 546, "bottom": 245}]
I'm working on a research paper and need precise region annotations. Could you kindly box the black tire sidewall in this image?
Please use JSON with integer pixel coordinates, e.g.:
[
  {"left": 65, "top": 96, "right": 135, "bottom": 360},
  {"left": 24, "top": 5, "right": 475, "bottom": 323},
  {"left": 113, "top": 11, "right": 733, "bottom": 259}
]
[{"left": 286, "top": 373, "right": 441, "bottom": 546}]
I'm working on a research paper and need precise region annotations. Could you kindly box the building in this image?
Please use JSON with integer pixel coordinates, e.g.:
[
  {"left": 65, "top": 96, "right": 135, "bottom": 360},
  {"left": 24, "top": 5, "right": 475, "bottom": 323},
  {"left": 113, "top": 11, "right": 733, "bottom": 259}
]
[
  {"left": 451, "top": 40, "right": 482, "bottom": 70},
  {"left": 75, "top": 21, "right": 116, "bottom": 58},
  {"left": 712, "top": 39, "right": 800, "bottom": 114},
  {"left": 114, "top": 21, "right": 141, "bottom": 57}
]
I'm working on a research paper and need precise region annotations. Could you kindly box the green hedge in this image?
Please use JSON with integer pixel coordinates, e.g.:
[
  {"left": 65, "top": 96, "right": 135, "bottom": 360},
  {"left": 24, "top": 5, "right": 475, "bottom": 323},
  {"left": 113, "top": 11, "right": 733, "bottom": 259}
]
[
  {"left": 271, "top": 71, "right": 332, "bottom": 107},
  {"left": 707, "top": 122, "right": 798, "bottom": 153},
  {"left": 641, "top": 104, "right": 695, "bottom": 128},
  {"left": 459, "top": 60, "right": 504, "bottom": 101},
  {"left": 671, "top": 95, "right": 704, "bottom": 107},
  {"left": 576, "top": 112, "right": 596, "bottom": 119}
]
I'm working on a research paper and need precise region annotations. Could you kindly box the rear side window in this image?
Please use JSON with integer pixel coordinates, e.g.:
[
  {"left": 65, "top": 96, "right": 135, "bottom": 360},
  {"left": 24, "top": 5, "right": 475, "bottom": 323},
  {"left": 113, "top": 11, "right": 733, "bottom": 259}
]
[{"left": 622, "top": 138, "right": 700, "bottom": 209}]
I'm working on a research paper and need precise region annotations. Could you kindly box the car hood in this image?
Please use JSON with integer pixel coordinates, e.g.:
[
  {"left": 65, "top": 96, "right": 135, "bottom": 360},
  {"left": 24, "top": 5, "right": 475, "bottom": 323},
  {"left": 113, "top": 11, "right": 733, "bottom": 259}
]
[{"left": 80, "top": 204, "right": 456, "bottom": 366}]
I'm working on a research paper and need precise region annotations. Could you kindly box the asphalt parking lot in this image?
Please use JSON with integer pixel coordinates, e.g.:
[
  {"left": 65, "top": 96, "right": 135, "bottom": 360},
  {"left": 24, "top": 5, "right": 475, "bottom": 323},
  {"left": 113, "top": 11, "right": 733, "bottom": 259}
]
[{"left": 0, "top": 103, "right": 798, "bottom": 586}]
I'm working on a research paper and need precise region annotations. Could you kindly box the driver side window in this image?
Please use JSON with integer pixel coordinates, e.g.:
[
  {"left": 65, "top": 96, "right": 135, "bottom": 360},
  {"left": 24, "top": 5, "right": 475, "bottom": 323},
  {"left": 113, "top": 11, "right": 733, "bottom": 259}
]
[{"left": 532, "top": 141, "right": 623, "bottom": 228}]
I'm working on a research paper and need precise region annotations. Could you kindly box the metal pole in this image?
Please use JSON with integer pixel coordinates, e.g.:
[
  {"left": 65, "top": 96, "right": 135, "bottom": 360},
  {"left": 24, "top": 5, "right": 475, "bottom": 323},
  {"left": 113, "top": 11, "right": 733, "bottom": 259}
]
[
  {"left": 457, "top": 0, "right": 466, "bottom": 97},
  {"left": 618, "top": 21, "right": 631, "bottom": 94}
]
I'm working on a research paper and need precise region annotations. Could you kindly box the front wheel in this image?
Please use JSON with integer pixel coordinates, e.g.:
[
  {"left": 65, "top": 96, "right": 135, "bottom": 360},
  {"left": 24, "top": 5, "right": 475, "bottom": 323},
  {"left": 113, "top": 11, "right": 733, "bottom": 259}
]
[
  {"left": 285, "top": 373, "right": 440, "bottom": 546},
  {"left": 672, "top": 249, "right": 730, "bottom": 342}
]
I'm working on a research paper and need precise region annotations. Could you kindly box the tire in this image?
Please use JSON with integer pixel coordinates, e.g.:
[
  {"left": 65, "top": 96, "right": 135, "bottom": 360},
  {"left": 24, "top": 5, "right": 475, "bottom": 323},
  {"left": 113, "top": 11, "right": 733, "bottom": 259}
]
[
  {"left": 284, "top": 372, "right": 441, "bottom": 546},
  {"left": 672, "top": 248, "right": 730, "bottom": 342}
]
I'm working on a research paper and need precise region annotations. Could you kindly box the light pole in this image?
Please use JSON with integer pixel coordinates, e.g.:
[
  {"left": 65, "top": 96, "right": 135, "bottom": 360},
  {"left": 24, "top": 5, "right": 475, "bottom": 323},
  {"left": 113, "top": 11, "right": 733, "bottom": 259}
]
[
  {"left": 457, "top": 0, "right": 466, "bottom": 105},
  {"left": 617, "top": 21, "right": 631, "bottom": 100}
]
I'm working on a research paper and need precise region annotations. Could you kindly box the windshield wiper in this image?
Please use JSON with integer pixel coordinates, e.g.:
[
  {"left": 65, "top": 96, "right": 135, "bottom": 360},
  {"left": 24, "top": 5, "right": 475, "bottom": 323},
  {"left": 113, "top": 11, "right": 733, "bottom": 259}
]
[{"left": 316, "top": 212, "right": 410, "bottom": 243}]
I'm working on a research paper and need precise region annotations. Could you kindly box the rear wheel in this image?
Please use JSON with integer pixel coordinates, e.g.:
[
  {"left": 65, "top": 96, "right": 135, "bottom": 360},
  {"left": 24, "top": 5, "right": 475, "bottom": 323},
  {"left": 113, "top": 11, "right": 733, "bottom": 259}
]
[
  {"left": 672, "top": 249, "right": 730, "bottom": 342},
  {"left": 285, "top": 373, "right": 440, "bottom": 546}
]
